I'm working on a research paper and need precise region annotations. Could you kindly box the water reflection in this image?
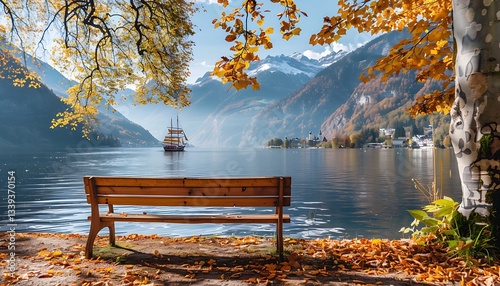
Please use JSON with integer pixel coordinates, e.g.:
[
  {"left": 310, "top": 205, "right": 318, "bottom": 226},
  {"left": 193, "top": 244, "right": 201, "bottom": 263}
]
[{"left": 0, "top": 147, "right": 461, "bottom": 239}]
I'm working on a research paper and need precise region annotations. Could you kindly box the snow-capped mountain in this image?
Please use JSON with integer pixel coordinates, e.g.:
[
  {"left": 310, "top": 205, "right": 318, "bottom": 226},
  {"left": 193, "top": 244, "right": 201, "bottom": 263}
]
[
  {"left": 185, "top": 50, "right": 348, "bottom": 147},
  {"left": 108, "top": 49, "right": 349, "bottom": 148},
  {"left": 247, "top": 53, "right": 335, "bottom": 78},
  {"left": 192, "top": 49, "right": 346, "bottom": 85}
]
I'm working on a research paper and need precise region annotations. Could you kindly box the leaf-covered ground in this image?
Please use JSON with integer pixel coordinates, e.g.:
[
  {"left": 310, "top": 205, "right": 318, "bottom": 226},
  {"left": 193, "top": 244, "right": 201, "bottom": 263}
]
[{"left": 1, "top": 232, "right": 500, "bottom": 285}]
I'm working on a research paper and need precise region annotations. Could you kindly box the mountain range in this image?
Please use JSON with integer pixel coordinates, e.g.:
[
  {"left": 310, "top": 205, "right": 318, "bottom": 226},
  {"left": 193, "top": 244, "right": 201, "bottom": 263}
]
[
  {"left": 1, "top": 30, "right": 450, "bottom": 149},
  {"left": 240, "top": 31, "right": 444, "bottom": 147},
  {"left": 185, "top": 31, "right": 447, "bottom": 148},
  {"left": 108, "top": 48, "right": 348, "bottom": 147},
  {"left": 0, "top": 47, "right": 159, "bottom": 148}
]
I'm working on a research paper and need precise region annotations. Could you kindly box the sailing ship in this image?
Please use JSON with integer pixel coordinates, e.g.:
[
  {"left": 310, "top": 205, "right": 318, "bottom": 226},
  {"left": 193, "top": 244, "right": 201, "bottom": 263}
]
[{"left": 163, "top": 116, "right": 188, "bottom": 151}]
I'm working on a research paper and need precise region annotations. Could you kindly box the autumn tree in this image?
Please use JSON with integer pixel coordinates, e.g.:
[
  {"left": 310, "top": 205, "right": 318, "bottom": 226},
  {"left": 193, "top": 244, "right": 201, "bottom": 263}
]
[
  {"left": 316, "top": 0, "right": 500, "bottom": 247},
  {"left": 0, "top": 0, "right": 195, "bottom": 135},
  {"left": 211, "top": 0, "right": 500, "bottom": 248}
]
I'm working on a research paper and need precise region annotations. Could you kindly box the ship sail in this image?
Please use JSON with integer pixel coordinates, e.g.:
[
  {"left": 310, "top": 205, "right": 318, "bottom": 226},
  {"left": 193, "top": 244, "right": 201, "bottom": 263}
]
[{"left": 162, "top": 116, "right": 188, "bottom": 152}]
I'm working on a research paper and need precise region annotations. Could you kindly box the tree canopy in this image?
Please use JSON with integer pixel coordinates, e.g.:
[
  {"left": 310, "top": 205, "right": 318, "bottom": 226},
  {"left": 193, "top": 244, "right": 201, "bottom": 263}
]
[
  {"left": 1, "top": 0, "right": 195, "bottom": 135},
  {"left": 0, "top": 0, "right": 454, "bottom": 133}
]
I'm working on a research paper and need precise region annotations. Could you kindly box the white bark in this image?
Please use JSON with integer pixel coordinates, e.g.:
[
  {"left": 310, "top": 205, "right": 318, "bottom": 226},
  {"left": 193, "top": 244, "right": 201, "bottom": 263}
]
[{"left": 451, "top": 0, "right": 500, "bottom": 217}]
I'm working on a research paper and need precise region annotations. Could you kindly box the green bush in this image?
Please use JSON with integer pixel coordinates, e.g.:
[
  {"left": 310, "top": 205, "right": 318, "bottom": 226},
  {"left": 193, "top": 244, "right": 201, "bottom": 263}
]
[{"left": 400, "top": 196, "right": 496, "bottom": 264}]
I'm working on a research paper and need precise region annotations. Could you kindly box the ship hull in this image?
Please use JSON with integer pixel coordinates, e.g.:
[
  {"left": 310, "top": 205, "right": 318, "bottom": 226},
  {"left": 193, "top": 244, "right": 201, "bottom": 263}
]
[{"left": 163, "top": 144, "right": 185, "bottom": 152}]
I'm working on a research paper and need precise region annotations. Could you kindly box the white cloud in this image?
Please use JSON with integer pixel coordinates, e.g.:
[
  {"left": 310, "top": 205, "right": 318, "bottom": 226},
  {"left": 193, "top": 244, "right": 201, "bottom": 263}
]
[
  {"left": 200, "top": 61, "right": 211, "bottom": 68},
  {"left": 331, "top": 42, "right": 349, "bottom": 53},
  {"left": 302, "top": 42, "right": 351, "bottom": 60},
  {"left": 302, "top": 47, "right": 332, "bottom": 60}
]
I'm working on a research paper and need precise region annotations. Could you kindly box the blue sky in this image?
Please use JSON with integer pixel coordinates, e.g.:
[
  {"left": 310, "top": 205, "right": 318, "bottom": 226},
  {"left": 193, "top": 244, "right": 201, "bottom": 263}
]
[
  {"left": 0, "top": 1, "right": 372, "bottom": 84},
  {"left": 189, "top": 0, "right": 374, "bottom": 83}
]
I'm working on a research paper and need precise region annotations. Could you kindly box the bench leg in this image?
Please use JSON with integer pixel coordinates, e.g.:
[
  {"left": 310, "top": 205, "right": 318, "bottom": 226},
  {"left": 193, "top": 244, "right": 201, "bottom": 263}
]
[
  {"left": 108, "top": 221, "right": 116, "bottom": 246},
  {"left": 85, "top": 220, "right": 116, "bottom": 259},
  {"left": 276, "top": 223, "right": 284, "bottom": 261},
  {"left": 85, "top": 221, "right": 101, "bottom": 259}
]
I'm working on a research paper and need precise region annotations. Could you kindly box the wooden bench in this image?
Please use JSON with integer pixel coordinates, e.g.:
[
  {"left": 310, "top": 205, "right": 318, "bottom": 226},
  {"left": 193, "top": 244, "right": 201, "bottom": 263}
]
[{"left": 83, "top": 176, "right": 291, "bottom": 260}]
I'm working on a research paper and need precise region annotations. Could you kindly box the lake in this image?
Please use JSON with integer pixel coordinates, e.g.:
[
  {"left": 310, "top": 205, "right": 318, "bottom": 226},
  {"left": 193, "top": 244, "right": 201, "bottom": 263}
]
[{"left": 0, "top": 146, "right": 461, "bottom": 240}]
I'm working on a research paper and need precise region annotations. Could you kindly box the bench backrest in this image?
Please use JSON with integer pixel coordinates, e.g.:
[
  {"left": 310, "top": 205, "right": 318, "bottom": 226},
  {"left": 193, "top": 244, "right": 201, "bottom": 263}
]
[{"left": 84, "top": 176, "right": 291, "bottom": 207}]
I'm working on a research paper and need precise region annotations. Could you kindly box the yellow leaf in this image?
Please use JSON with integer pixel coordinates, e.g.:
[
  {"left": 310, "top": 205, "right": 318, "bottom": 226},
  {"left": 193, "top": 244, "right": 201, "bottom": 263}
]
[
  {"left": 292, "top": 27, "right": 301, "bottom": 36},
  {"left": 372, "top": 238, "right": 382, "bottom": 246},
  {"left": 248, "top": 46, "right": 259, "bottom": 53},
  {"left": 38, "top": 250, "right": 51, "bottom": 257},
  {"left": 283, "top": 32, "right": 292, "bottom": 41},
  {"left": 51, "top": 250, "right": 63, "bottom": 257}
]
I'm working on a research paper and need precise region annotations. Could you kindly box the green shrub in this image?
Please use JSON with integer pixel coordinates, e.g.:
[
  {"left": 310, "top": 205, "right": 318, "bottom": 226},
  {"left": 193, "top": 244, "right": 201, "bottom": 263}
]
[{"left": 400, "top": 196, "right": 496, "bottom": 264}]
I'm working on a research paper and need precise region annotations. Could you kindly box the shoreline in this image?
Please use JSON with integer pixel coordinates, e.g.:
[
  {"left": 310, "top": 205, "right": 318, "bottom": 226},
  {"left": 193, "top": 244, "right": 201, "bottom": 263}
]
[{"left": 2, "top": 232, "right": 500, "bottom": 285}]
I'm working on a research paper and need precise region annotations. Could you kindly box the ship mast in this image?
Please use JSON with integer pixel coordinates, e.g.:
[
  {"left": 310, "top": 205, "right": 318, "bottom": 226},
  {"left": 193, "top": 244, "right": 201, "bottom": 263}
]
[{"left": 170, "top": 117, "right": 173, "bottom": 143}]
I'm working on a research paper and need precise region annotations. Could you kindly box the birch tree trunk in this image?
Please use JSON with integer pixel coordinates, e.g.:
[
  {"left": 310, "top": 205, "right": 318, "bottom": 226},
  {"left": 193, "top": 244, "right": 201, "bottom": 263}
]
[{"left": 450, "top": 0, "right": 500, "bottom": 222}]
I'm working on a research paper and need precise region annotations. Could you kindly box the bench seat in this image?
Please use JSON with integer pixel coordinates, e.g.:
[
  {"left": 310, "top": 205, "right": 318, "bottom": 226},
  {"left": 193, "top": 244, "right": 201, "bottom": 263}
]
[{"left": 95, "top": 213, "right": 291, "bottom": 224}]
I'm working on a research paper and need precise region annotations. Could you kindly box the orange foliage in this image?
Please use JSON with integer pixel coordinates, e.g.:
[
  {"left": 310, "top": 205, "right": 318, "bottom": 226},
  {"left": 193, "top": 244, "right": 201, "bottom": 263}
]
[
  {"left": 211, "top": 0, "right": 306, "bottom": 90},
  {"left": 312, "top": 0, "right": 454, "bottom": 117},
  {"left": 212, "top": 0, "right": 454, "bottom": 117}
]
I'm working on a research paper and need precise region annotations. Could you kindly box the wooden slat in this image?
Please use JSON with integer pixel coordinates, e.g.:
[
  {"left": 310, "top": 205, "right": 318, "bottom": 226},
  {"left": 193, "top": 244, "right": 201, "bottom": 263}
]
[
  {"left": 86, "top": 194, "right": 292, "bottom": 206},
  {"left": 86, "top": 176, "right": 291, "bottom": 188},
  {"left": 95, "top": 213, "right": 291, "bottom": 224},
  {"left": 94, "top": 196, "right": 291, "bottom": 207},
  {"left": 93, "top": 186, "right": 291, "bottom": 196}
]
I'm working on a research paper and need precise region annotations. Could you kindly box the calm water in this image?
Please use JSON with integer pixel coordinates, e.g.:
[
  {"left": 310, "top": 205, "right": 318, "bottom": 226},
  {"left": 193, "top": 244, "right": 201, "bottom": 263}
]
[{"left": 0, "top": 147, "right": 461, "bottom": 239}]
